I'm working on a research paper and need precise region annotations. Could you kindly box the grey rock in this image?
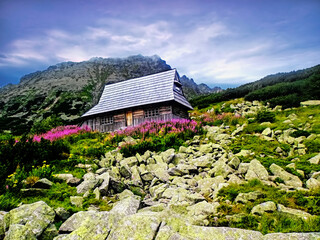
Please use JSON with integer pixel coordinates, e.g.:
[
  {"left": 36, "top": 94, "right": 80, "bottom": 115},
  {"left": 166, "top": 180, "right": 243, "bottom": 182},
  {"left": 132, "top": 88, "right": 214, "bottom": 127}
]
[
  {"left": 245, "top": 159, "right": 269, "bottom": 181},
  {"left": 66, "top": 177, "right": 81, "bottom": 186},
  {"left": 4, "top": 224, "right": 36, "bottom": 240},
  {"left": 70, "top": 196, "right": 83, "bottom": 208},
  {"left": 76, "top": 179, "right": 101, "bottom": 194},
  {"left": 263, "top": 232, "right": 320, "bottom": 240},
  {"left": 251, "top": 201, "right": 277, "bottom": 215},
  {"left": 306, "top": 178, "right": 320, "bottom": 190},
  {"left": 309, "top": 153, "right": 320, "bottom": 165},
  {"left": 4, "top": 201, "right": 55, "bottom": 238},
  {"left": 235, "top": 191, "right": 263, "bottom": 204},
  {"left": 54, "top": 208, "right": 70, "bottom": 221},
  {"left": 32, "top": 178, "right": 53, "bottom": 189},
  {"left": 269, "top": 164, "right": 302, "bottom": 188},
  {"left": 277, "top": 204, "right": 312, "bottom": 220}
]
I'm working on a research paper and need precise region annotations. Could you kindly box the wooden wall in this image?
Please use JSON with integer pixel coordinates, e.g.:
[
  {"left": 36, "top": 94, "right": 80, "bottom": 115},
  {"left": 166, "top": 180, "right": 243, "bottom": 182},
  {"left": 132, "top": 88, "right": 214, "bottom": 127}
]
[{"left": 82, "top": 101, "right": 189, "bottom": 132}]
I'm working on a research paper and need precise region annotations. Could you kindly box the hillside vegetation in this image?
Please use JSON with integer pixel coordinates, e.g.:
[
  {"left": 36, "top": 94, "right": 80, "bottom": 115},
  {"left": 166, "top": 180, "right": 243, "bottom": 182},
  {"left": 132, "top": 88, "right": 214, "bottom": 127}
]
[
  {"left": 191, "top": 64, "right": 320, "bottom": 109},
  {"left": 0, "top": 98, "right": 320, "bottom": 239}
]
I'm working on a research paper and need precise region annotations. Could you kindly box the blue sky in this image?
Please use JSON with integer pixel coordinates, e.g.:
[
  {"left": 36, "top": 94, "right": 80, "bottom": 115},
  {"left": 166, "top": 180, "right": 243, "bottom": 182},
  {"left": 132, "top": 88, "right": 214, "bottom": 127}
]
[{"left": 0, "top": 0, "right": 319, "bottom": 88}]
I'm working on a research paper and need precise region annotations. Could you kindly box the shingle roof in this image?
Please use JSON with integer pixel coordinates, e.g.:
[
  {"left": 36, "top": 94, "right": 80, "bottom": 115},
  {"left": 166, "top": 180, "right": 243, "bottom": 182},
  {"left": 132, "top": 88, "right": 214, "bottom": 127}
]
[{"left": 82, "top": 69, "right": 193, "bottom": 117}]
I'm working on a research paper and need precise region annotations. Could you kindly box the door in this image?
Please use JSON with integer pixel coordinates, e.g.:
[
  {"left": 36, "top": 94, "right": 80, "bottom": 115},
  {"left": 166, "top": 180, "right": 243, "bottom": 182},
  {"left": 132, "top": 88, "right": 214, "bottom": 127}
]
[{"left": 126, "top": 111, "right": 133, "bottom": 126}]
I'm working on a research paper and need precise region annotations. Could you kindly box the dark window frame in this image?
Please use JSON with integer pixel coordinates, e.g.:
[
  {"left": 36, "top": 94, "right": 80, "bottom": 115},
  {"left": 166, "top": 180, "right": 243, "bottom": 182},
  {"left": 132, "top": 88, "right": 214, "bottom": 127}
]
[
  {"left": 101, "top": 115, "right": 114, "bottom": 125},
  {"left": 144, "top": 108, "right": 160, "bottom": 118}
]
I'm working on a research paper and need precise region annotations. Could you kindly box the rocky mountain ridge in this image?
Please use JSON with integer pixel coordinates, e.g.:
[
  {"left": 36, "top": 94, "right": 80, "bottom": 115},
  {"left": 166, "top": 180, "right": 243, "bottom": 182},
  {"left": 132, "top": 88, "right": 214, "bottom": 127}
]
[{"left": 0, "top": 55, "right": 221, "bottom": 134}]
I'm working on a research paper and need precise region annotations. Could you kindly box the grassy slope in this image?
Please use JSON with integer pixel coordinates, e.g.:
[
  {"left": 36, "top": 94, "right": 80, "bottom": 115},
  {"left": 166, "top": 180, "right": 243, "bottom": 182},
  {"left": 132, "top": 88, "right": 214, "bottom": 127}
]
[{"left": 0, "top": 99, "right": 319, "bottom": 234}]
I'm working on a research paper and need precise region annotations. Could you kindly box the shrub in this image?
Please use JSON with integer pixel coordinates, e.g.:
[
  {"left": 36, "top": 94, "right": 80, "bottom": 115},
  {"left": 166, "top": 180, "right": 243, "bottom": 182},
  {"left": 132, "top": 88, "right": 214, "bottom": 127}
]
[
  {"left": 256, "top": 110, "right": 275, "bottom": 123},
  {"left": 290, "top": 130, "right": 310, "bottom": 138},
  {"left": 305, "top": 139, "right": 320, "bottom": 153}
]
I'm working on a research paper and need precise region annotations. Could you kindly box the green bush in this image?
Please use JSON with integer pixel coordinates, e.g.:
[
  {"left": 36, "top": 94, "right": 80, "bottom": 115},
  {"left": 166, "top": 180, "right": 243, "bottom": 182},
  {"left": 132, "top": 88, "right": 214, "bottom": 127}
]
[
  {"left": 290, "top": 130, "right": 310, "bottom": 138},
  {"left": 256, "top": 110, "right": 276, "bottom": 123},
  {"left": 305, "top": 139, "right": 320, "bottom": 153}
]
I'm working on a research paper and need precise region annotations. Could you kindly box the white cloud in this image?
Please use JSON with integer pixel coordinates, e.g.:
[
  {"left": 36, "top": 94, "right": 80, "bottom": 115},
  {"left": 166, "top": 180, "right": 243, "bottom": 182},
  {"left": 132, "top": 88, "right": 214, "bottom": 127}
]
[{"left": 1, "top": 17, "right": 319, "bottom": 86}]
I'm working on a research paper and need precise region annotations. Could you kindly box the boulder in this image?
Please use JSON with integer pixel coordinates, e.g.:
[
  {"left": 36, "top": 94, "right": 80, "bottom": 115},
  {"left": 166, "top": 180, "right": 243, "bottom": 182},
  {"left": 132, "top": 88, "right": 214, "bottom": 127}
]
[
  {"left": 261, "top": 128, "right": 272, "bottom": 137},
  {"left": 0, "top": 211, "right": 7, "bottom": 237},
  {"left": 186, "top": 201, "right": 220, "bottom": 225},
  {"left": 190, "top": 155, "right": 212, "bottom": 168},
  {"left": 53, "top": 174, "right": 73, "bottom": 181},
  {"left": 264, "top": 232, "right": 320, "bottom": 240},
  {"left": 306, "top": 178, "right": 320, "bottom": 190},
  {"left": 236, "top": 150, "right": 254, "bottom": 157},
  {"left": 97, "top": 172, "right": 110, "bottom": 195},
  {"left": 76, "top": 178, "right": 101, "bottom": 194},
  {"left": 70, "top": 196, "right": 83, "bottom": 208},
  {"left": 32, "top": 178, "right": 53, "bottom": 189},
  {"left": 40, "top": 223, "right": 58, "bottom": 240},
  {"left": 54, "top": 207, "right": 70, "bottom": 221},
  {"left": 269, "top": 164, "right": 302, "bottom": 188},
  {"left": 66, "top": 177, "right": 81, "bottom": 186},
  {"left": 107, "top": 212, "right": 161, "bottom": 240},
  {"left": 308, "top": 153, "right": 320, "bottom": 165},
  {"left": 4, "top": 201, "right": 55, "bottom": 238},
  {"left": 245, "top": 159, "right": 269, "bottom": 181},
  {"left": 130, "top": 165, "right": 143, "bottom": 187},
  {"left": 199, "top": 144, "right": 212, "bottom": 154},
  {"left": 59, "top": 211, "right": 102, "bottom": 233},
  {"left": 4, "top": 224, "right": 37, "bottom": 240},
  {"left": 277, "top": 204, "right": 312, "bottom": 220},
  {"left": 235, "top": 191, "right": 263, "bottom": 204},
  {"left": 110, "top": 193, "right": 141, "bottom": 217},
  {"left": 210, "top": 160, "right": 234, "bottom": 178},
  {"left": 59, "top": 211, "right": 110, "bottom": 239},
  {"left": 228, "top": 156, "right": 240, "bottom": 169},
  {"left": 160, "top": 148, "right": 175, "bottom": 163},
  {"left": 197, "top": 176, "right": 225, "bottom": 195},
  {"left": 120, "top": 157, "right": 138, "bottom": 167},
  {"left": 251, "top": 201, "right": 277, "bottom": 215}
]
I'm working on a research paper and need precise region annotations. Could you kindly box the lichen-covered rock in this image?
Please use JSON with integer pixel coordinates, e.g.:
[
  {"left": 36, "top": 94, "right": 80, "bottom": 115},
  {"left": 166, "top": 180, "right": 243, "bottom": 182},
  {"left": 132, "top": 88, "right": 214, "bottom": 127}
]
[
  {"left": 53, "top": 174, "right": 73, "bottom": 181},
  {"left": 269, "top": 164, "right": 302, "bottom": 188},
  {"left": 263, "top": 232, "right": 320, "bottom": 240},
  {"left": 277, "top": 204, "right": 312, "bottom": 220},
  {"left": 107, "top": 212, "right": 162, "bottom": 240},
  {"left": 190, "top": 155, "right": 212, "bottom": 168},
  {"left": 210, "top": 160, "right": 234, "bottom": 178},
  {"left": 197, "top": 176, "right": 225, "bottom": 195},
  {"left": 40, "top": 223, "right": 58, "bottom": 240},
  {"left": 0, "top": 211, "right": 7, "bottom": 238},
  {"left": 309, "top": 153, "right": 320, "bottom": 165},
  {"left": 59, "top": 211, "right": 106, "bottom": 233},
  {"left": 186, "top": 201, "right": 219, "bottom": 225},
  {"left": 4, "top": 201, "right": 55, "bottom": 238},
  {"left": 76, "top": 179, "right": 101, "bottom": 194},
  {"left": 4, "top": 224, "right": 37, "bottom": 240},
  {"left": 306, "top": 178, "right": 320, "bottom": 190},
  {"left": 32, "top": 178, "right": 53, "bottom": 189},
  {"left": 235, "top": 191, "right": 263, "bottom": 204},
  {"left": 245, "top": 159, "right": 269, "bottom": 181},
  {"left": 97, "top": 172, "right": 110, "bottom": 195},
  {"left": 70, "top": 196, "right": 83, "bottom": 208},
  {"left": 251, "top": 201, "right": 277, "bottom": 215},
  {"left": 54, "top": 207, "right": 70, "bottom": 221},
  {"left": 110, "top": 193, "right": 141, "bottom": 216},
  {"left": 62, "top": 212, "right": 110, "bottom": 240}
]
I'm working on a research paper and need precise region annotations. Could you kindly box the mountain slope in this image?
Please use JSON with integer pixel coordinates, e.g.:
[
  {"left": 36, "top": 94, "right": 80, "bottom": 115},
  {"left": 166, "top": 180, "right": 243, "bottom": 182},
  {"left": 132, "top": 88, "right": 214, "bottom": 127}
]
[
  {"left": 0, "top": 55, "right": 217, "bottom": 134},
  {"left": 190, "top": 64, "right": 320, "bottom": 109}
]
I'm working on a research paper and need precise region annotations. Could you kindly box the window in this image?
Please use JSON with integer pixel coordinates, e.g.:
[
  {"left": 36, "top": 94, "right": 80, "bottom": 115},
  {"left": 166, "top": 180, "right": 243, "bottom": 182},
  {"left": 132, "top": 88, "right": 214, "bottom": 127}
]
[
  {"left": 174, "top": 84, "right": 183, "bottom": 94},
  {"left": 101, "top": 116, "right": 113, "bottom": 125},
  {"left": 145, "top": 108, "right": 159, "bottom": 118}
]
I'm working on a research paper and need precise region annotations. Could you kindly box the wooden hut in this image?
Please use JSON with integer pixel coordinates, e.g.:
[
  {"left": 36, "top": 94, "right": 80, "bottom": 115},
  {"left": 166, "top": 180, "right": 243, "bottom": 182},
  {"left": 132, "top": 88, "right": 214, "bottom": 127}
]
[{"left": 81, "top": 69, "right": 193, "bottom": 132}]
